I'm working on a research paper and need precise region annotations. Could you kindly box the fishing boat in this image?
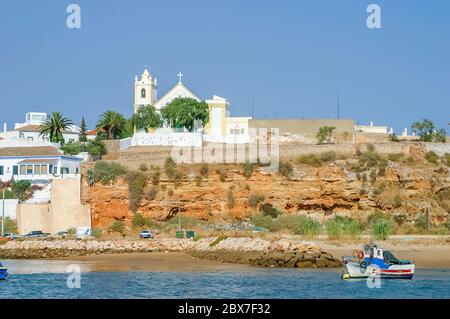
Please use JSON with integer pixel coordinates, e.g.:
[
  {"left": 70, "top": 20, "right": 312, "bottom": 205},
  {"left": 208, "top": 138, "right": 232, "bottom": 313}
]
[
  {"left": 341, "top": 243, "right": 414, "bottom": 280},
  {"left": 0, "top": 262, "right": 7, "bottom": 280}
]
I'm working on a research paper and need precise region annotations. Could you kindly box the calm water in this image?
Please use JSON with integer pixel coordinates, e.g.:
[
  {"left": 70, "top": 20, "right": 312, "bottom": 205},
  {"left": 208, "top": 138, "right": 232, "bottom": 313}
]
[{"left": 0, "top": 268, "right": 449, "bottom": 299}]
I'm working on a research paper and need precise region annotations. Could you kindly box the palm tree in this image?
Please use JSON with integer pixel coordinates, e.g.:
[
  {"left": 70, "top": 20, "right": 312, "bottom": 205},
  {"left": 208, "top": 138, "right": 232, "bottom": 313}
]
[
  {"left": 96, "top": 110, "right": 127, "bottom": 140},
  {"left": 39, "top": 112, "right": 73, "bottom": 144}
]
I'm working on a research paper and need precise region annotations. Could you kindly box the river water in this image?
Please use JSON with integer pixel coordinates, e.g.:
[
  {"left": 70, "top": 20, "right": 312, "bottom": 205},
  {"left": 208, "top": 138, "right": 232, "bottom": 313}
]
[{"left": 0, "top": 261, "right": 449, "bottom": 298}]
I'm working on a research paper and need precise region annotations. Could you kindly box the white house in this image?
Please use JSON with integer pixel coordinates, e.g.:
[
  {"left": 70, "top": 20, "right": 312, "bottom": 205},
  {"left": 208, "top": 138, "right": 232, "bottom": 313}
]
[
  {"left": 0, "top": 144, "right": 82, "bottom": 183},
  {"left": 0, "top": 112, "right": 81, "bottom": 143},
  {"left": 355, "top": 121, "right": 390, "bottom": 134}
]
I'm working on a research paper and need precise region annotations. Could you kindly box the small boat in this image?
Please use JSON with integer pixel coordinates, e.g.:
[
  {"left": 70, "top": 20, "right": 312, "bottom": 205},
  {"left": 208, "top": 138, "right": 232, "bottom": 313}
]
[
  {"left": 0, "top": 262, "right": 8, "bottom": 280},
  {"left": 342, "top": 243, "right": 415, "bottom": 280}
]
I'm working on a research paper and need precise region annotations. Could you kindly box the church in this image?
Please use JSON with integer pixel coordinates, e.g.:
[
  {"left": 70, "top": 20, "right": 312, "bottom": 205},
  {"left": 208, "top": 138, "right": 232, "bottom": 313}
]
[{"left": 132, "top": 68, "right": 252, "bottom": 145}]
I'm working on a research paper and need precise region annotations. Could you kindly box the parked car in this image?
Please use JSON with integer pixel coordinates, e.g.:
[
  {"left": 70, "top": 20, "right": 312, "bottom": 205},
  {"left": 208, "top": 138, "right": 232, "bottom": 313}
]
[
  {"left": 139, "top": 230, "right": 154, "bottom": 239},
  {"left": 1, "top": 233, "right": 18, "bottom": 240},
  {"left": 55, "top": 231, "right": 68, "bottom": 238},
  {"left": 24, "top": 231, "right": 48, "bottom": 238}
]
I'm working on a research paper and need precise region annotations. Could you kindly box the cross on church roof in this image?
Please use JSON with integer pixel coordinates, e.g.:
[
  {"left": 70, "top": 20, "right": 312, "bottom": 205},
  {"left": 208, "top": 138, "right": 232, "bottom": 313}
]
[{"left": 177, "top": 72, "right": 184, "bottom": 84}]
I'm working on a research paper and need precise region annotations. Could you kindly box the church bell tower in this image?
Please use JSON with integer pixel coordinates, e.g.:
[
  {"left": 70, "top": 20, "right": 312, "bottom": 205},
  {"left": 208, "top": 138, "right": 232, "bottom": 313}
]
[{"left": 134, "top": 68, "right": 158, "bottom": 113}]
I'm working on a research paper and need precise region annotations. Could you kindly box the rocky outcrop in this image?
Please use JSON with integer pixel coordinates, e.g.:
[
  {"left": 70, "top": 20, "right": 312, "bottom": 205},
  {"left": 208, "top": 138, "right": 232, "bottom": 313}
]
[
  {"left": 82, "top": 159, "right": 450, "bottom": 228},
  {"left": 0, "top": 237, "right": 341, "bottom": 268}
]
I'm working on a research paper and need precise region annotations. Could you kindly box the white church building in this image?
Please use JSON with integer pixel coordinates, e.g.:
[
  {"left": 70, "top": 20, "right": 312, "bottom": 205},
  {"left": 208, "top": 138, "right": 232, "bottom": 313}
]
[{"left": 124, "top": 68, "right": 252, "bottom": 149}]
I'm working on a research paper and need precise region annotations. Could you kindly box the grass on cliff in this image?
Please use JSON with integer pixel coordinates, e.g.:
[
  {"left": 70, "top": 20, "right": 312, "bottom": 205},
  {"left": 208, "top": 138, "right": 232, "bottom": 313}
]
[
  {"left": 326, "top": 217, "right": 362, "bottom": 240},
  {"left": 93, "top": 161, "right": 127, "bottom": 185}
]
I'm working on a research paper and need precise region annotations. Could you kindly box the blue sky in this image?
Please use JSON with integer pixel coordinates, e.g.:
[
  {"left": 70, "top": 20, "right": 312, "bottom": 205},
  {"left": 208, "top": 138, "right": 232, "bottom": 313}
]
[{"left": 0, "top": 0, "right": 449, "bottom": 133}]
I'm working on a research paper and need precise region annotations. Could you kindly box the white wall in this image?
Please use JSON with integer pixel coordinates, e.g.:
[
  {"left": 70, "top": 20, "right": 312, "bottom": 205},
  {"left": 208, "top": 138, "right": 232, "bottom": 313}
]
[
  {"left": 0, "top": 199, "right": 18, "bottom": 219},
  {"left": 132, "top": 132, "right": 203, "bottom": 147}
]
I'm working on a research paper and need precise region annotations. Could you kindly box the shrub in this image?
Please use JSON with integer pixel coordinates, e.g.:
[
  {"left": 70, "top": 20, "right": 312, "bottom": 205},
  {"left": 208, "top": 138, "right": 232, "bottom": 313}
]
[
  {"left": 61, "top": 141, "right": 86, "bottom": 155},
  {"left": 151, "top": 169, "right": 160, "bottom": 185},
  {"left": 343, "top": 219, "right": 362, "bottom": 239},
  {"left": 387, "top": 153, "right": 405, "bottom": 162},
  {"left": 126, "top": 171, "right": 147, "bottom": 212},
  {"left": 93, "top": 161, "right": 127, "bottom": 185},
  {"left": 260, "top": 203, "right": 281, "bottom": 218},
  {"left": 444, "top": 153, "right": 450, "bottom": 167},
  {"left": 146, "top": 188, "right": 158, "bottom": 201},
  {"left": 219, "top": 170, "right": 226, "bottom": 182},
  {"left": 91, "top": 228, "right": 103, "bottom": 239},
  {"left": 199, "top": 163, "right": 209, "bottom": 177},
  {"left": 326, "top": 217, "right": 361, "bottom": 240},
  {"left": 326, "top": 220, "right": 343, "bottom": 240},
  {"left": 139, "top": 163, "right": 148, "bottom": 172},
  {"left": 319, "top": 151, "right": 338, "bottom": 162},
  {"left": 242, "top": 162, "right": 256, "bottom": 178},
  {"left": 173, "top": 171, "right": 184, "bottom": 187},
  {"left": 249, "top": 194, "right": 265, "bottom": 209},
  {"left": 425, "top": 151, "right": 439, "bottom": 164},
  {"left": 279, "top": 161, "right": 293, "bottom": 178},
  {"left": 11, "top": 180, "right": 33, "bottom": 203},
  {"left": 87, "top": 140, "right": 106, "bottom": 158},
  {"left": 209, "top": 235, "right": 227, "bottom": 247},
  {"left": 355, "top": 149, "right": 387, "bottom": 173},
  {"left": 316, "top": 126, "right": 336, "bottom": 144},
  {"left": 250, "top": 214, "right": 273, "bottom": 230},
  {"left": 227, "top": 189, "right": 235, "bottom": 209},
  {"left": 296, "top": 218, "right": 321, "bottom": 238},
  {"left": 393, "top": 195, "right": 402, "bottom": 208},
  {"left": 0, "top": 217, "right": 17, "bottom": 234},
  {"left": 132, "top": 213, "right": 146, "bottom": 228},
  {"left": 367, "top": 210, "right": 390, "bottom": 225},
  {"left": 195, "top": 174, "right": 202, "bottom": 187},
  {"left": 164, "top": 157, "right": 177, "bottom": 179},
  {"left": 109, "top": 221, "right": 125, "bottom": 234},
  {"left": 372, "top": 219, "right": 393, "bottom": 240},
  {"left": 297, "top": 154, "right": 322, "bottom": 167}
]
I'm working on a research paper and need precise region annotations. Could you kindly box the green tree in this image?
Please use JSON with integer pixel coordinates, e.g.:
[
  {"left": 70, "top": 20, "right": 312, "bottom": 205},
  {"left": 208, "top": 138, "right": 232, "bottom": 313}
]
[
  {"left": 60, "top": 141, "right": 86, "bottom": 155},
  {"left": 96, "top": 110, "right": 127, "bottom": 140},
  {"left": 316, "top": 126, "right": 336, "bottom": 144},
  {"left": 161, "top": 97, "right": 209, "bottom": 132},
  {"left": 412, "top": 119, "right": 447, "bottom": 142},
  {"left": 39, "top": 112, "right": 73, "bottom": 144},
  {"left": 131, "top": 105, "right": 162, "bottom": 132},
  {"left": 79, "top": 117, "right": 88, "bottom": 142},
  {"left": 86, "top": 139, "right": 106, "bottom": 158}
]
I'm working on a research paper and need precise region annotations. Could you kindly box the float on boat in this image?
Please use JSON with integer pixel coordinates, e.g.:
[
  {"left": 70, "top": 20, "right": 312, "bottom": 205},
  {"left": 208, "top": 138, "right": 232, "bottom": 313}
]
[
  {"left": 0, "top": 262, "right": 7, "bottom": 280},
  {"left": 342, "top": 243, "right": 415, "bottom": 280}
]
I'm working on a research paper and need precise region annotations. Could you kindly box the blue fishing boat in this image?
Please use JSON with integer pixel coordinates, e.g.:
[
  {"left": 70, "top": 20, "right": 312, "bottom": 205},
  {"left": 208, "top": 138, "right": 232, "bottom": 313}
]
[
  {"left": 342, "top": 243, "right": 415, "bottom": 280},
  {"left": 0, "top": 262, "right": 8, "bottom": 280}
]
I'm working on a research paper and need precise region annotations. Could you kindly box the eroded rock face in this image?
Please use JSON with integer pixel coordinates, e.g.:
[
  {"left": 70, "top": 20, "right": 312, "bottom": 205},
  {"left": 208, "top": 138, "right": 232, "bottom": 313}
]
[{"left": 82, "top": 162, "right": 450, "bottom": 228}]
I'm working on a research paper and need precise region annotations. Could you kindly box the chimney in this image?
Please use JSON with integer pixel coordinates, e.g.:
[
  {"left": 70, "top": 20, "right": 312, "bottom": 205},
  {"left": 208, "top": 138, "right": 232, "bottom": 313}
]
[{"left": 3, "top": 122, "right": 6, "bottom": 133}]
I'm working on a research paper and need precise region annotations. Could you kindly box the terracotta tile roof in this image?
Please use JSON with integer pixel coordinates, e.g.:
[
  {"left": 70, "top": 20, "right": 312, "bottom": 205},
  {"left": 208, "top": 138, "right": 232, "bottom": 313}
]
[
  {"left": 86, "top": 129, "right": 97, "bottom": 136},
  {"left": 0, "top": 146, "right": 62, "bottom": 157},
  {"left": 15, "top": 125, "right": 76, "bottom": 134}
]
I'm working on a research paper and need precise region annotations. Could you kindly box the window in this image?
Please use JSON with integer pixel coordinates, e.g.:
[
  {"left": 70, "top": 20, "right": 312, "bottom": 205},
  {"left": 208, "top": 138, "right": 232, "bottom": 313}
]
[
  {"left": 26, "top": 165, "right": 33, "bottom": 175},
  {"left": 61, "top": 167, "right": 69, "bottom": 174},
  {"left": 20, "top": 165, "right": 26, "bottom": 175},
  {"left": 76, "top": 168, "right": 79, "bottom": 174},
  {"left": 49, "top": 165, "right": 54, "bottom": 174},
  {"left": 41, "top": 165, "right": 48, "bottom": 175},
  {"left": 0, "top": 166, "right": 3, "bottom": 175},
  {"left": 27, "top": 137, "right": 34, "bottom": 142},
  {"left": 13, "top": 166, "right": 18, "bottom": 175},
  {"left": 141, "top": 89, "right": 146, "bottom": 98},
  {"left": 34, "top": 165, "right": 41, "bottom": 175}
]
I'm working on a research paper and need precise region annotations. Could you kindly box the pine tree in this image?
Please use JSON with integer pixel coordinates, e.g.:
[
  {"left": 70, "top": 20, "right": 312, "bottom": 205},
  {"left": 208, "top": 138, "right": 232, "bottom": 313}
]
[{"left": 79, "top": 117, "right": 87, "bottom": 142}]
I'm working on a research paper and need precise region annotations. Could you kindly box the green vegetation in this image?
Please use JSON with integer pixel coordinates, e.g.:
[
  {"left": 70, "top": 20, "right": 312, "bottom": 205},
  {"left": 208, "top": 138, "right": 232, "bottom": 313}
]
[
  {"left": 96, "top": 110, "right": 127, "bottom": 140},
  {"left": 167, "top": 188, "right": 174, "bottom": 196},
  {"left": 195, "top": 174, "right": 202, "bottom": 187},
  {"left": 227, "top": 189, "right": 235, "bottom": 209},
  {"left": 326, "top": 217, "right": 362, "bottom": 240},
  {"left": 139, "top": 163, "right": 148, "bottom": 172},
  {"left": 131, "top": 213, "right": 146, "bottom": 228},
  {"left": 131, "top": 105, "right": 162, "bottom": 131},
  {"left": 278, "top": 161, "right": 293, "bottom": 178},
  {"left": 0, "top": 217, "right": 17, "bottom": 234},
  {"left": 218, "top": 169, "right": 227, "bottom": 182},
  {"left": 296, "top": 154, "right": 322, "bottom": 167},
  {"left": 109, "top": 221, "right": 126, "bottom": 234},
  {"left": 242, "top": 162, "right": 256, "bottom": 178},
  {"left": 161, "top": 97, "right": 209, "bottom": 132},
  {"left": 353, "top": 146, "right": 387, "bottom": 177},
  {"left": 411, "top": 119, "right": 447, "bottom": 143},
  {"left": 425, "top": 151, "right": 439, "bottom": 164},
  {"left": 296, "top": 217, "right": 321, "bottom": 238},
  {"left": 86, "top": 139, "right": 107, "bottom": 158},
  {"left": 11, "top": 180, "right": 40, "bottom": 203},
  {"left": 93, "top": 161, "right": 127, "bottom": 185},
  {"left": 151, "top": 167, "right": 160, "bottom": 185},
  {"left": 387, "top": 153, "right": 405, "bottom": 162},
  {"left": 372, "top": 219, "right": 393, "bottom": 241},
  {"left": 444, "top": 153, "right": 450, "bottom": 167},
  {"left": 126, "top": 171, "right": 147, "bottom": 212},
  {"left": 146, "top": 188, "right": 158, "bottom": 201},
  {"left": 91, "top": 228, "right": 103, "bottom": 239},
  {"left": 38, "top": 111, "right": 73, "bottom": 144},
  {"left": 209, "top": 235, "right": 227, "bottom": 247},
  {"left": 199, "top": 163, "right": 209, "bottom": 177},
  {"left": 79, "top": 117, "right": 88, "bottom": 142},
  {"left": 61, "top": 141, "right": 86, "bottom": 155},
  {"left": 393, "top": 195, "right": 402, "bottom": 208},
  {"left": 260, "top": 203, "right": 282, "bottom": 218},
  {"left": 316, "top": 126, "right": 336, "bottom": 144},
  {"left": 248, "top": 194, "right": 265, "bottom": 209},
  {"left": 164, "top": 157, "right": 177, "bottom": 179}
]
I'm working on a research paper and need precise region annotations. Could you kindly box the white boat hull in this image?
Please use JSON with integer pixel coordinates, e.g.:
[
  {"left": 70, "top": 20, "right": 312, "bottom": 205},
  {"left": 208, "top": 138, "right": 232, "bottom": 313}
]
[{"left": 344, "top": 262, "right": 415, "bottom": 279}]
